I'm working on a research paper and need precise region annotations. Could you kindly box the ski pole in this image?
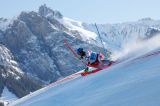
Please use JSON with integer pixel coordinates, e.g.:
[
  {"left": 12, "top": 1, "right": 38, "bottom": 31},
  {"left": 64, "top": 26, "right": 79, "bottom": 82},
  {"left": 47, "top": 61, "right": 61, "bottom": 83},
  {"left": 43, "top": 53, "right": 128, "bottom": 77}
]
[
  {"left": 95, "top": 23, "right": 107, "bottom": 56},
  {"left": 64, "top": 39, "right": 88, "bottom": 66}
]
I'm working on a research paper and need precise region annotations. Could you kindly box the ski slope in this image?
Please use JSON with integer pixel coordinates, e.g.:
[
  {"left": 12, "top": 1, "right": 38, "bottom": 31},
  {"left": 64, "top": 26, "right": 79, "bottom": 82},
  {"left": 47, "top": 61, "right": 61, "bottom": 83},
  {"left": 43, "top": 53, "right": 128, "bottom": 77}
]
[{"left": 9, "top": 46, "right": 160, "bottom": 106}]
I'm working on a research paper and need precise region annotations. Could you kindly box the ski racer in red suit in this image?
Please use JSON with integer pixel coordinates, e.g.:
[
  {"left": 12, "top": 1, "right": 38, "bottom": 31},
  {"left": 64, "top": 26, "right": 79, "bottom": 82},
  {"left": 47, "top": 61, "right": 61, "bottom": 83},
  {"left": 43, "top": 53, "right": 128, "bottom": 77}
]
[{"left": 76, "top": 48, "right": 110, "bottom": 72}]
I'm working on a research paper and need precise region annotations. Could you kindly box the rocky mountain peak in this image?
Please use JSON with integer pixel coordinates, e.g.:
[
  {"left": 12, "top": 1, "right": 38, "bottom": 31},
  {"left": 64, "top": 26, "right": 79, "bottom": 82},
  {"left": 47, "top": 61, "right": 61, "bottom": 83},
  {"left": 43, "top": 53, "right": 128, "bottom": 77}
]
[
  {"left": 0, "top": 18, "right": 7, "bottom": 22},
  {"left": 138, "top": 17, "right": 154, "bottom": 22},
  {"left": 38, "top": 4, "right": 63, "bottom": 19},
  {"left": 145, "top": 27, "right": 160, "bottom": 39}
]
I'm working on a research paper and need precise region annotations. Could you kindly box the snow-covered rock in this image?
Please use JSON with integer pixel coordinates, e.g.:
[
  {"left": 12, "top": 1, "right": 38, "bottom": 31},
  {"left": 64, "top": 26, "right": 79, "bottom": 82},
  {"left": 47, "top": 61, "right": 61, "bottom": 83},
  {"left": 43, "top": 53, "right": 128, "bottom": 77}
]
[
  {"left": 0, "top": 44, "right": 42, "bottom": 102},
  {"left": 0, "top": 18, "right": 9, "bottom": 31}
]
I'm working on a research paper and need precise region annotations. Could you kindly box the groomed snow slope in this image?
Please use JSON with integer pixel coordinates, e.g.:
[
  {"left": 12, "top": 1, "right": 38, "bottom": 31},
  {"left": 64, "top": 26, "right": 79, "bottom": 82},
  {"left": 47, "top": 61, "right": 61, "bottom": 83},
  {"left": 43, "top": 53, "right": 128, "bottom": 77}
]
[{"left": 9, "top": 47, "right": 160, "bottom": 106}]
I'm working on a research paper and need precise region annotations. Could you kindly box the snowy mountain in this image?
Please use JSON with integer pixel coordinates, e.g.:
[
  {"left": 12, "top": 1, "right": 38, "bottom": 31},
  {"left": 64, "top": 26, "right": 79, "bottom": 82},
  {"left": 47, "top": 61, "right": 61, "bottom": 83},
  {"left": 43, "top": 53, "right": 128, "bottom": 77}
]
[
  {"left": 9, "top": 35, "right": 160, "bottom": 106},
  {"left": 0, "top": 4, "right": 160, "bottom": 104},
  {"left": 83, "top": 18, "right": 160, "bottom": 50},
  {"left": 0, "top": 44, "right": 42, "bottom": 105}
]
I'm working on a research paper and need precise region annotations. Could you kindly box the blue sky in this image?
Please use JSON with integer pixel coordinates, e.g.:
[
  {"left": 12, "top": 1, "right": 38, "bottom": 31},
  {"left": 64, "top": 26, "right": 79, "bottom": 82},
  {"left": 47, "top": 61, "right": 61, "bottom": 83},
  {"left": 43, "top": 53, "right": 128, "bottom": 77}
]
[{"left": 0, "top": 0, "right": 159, "bottom": 23}]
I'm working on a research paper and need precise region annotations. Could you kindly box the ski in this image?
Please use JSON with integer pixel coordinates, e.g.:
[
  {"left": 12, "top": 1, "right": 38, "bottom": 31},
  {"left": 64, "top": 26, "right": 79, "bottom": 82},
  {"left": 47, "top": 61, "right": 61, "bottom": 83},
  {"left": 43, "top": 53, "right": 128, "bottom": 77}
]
[{"left": 81, "top": 61, "right": 113, "bottom": 76}]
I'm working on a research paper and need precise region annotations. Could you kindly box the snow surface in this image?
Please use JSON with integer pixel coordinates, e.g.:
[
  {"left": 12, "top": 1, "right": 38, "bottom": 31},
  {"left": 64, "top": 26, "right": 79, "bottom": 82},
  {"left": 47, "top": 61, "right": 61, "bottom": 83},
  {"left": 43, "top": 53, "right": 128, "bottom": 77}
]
[
  {"left": 9, "top": 44, "right": 160, "bottom": 106},
  {"left": 58, "top": 17, "right": 97, "bottom": 41},
  {"left": 1, "top": 87, "right": 18, "bottom": 100}
]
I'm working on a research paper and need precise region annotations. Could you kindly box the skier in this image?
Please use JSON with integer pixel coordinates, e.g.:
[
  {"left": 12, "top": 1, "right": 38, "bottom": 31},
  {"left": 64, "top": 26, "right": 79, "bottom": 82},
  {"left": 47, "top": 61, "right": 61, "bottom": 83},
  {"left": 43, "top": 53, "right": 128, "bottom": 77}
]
[{"left": 76, "top": 48, "right": 110, "bottom": 72}]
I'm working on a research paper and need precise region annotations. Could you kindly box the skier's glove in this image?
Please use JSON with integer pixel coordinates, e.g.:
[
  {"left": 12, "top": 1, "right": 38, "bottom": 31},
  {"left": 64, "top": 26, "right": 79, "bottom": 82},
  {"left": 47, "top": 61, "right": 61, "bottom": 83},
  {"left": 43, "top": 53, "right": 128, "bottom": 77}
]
[{"left": 77, "top": 55, "right": 82, "bottom": 60}]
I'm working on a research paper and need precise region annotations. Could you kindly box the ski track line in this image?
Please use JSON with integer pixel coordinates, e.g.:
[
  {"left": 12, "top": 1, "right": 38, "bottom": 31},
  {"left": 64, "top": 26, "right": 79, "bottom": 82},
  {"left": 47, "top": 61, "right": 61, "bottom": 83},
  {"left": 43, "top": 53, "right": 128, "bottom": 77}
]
[
  {"left": 48, "top": 71, "right": 82, "bottom": 87},
  {"left": 134, "top": 50, "right": 160, "bottom": 60}
]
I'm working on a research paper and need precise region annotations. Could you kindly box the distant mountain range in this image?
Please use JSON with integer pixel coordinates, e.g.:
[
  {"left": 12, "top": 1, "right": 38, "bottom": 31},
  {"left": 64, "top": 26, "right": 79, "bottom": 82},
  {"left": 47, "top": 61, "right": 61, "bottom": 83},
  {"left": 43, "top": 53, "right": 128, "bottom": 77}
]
[{"left": 0, "top": 4, "right": 160, "bottom": 102}]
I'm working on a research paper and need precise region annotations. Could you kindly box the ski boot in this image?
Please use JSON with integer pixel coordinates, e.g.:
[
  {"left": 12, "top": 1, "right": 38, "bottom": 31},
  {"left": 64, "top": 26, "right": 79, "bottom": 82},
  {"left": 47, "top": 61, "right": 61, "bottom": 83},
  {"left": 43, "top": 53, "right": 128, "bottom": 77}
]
[{"left": 84, "top": 67, "right": 89, "bottom": 72}]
